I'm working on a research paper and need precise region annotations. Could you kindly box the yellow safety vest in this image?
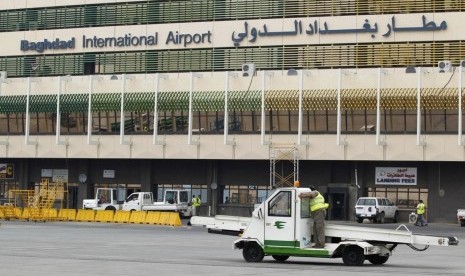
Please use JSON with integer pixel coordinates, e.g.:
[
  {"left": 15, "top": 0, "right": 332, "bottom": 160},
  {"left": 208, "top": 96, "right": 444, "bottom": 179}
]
[
  {"left": 416, "top": 203, "right": 425, "bottom": 215},
  {"left": 193, "top": 197, "right": 201, "bottom": 207},
  {"left": 309, "top": 192, "right": 328, "bottom": 212}
]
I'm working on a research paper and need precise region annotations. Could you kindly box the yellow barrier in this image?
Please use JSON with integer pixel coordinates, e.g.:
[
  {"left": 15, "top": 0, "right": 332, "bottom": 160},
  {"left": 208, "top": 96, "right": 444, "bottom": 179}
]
[
  {"left": 75, "top": 209, "right": 96, "bottom": 222},
  {"left": 167, "top": 213, "right": 182, "bottom": 227},
  {"left": 158, "top": 212, "right": 170, "bottom": 225},
  {"left": 28, "top": 208, "right": 58, "bottom": 221},
  {"left": 12, "top": 207, "right": 22, "bottom": 220},
  {"left": 95, "top": 210, "right": 115, "bottom": 223},
  {"left": 129, "top": 211, "right": 147, "bottom": 224},
  {"left": 145, "top": 211, "right": 161, "bottom": 225},
  {"left": 43, "top": 208, "right": 58, "bottom": 220},
  {"left": 142, "top": 212, "right": 182, "bottom": 226},
  {"left": 0, "top": 207, "right": 182, "bottom": 226},
  {"left": 20, "top": 208, "right": 32, "bottom": 220},
  {"left": 57, "top": 209, "right": 77, "bottom": 221},
  {"left": 113, "top": 211, "right": 130, "bottom": 223},
  {"left": 1, "top": 205, "right": 19, "bottom": 220}
]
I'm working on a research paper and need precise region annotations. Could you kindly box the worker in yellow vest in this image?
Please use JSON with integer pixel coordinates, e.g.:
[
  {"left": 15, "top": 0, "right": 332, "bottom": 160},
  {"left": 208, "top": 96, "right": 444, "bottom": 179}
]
[
  {"left": 192, "top": 195, "right": 201, "bottom": 216},
  {"left": 299, "top": 185, "right": 329, "bottom": 248},
  {"left": 415, "top": 200, "right": 428, "bottom": 226}
]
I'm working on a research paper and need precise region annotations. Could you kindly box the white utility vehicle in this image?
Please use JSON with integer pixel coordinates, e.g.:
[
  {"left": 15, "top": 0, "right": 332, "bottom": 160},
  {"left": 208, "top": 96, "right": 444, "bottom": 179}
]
[
  {"left": 122, "top": 190, "right": 192, "bottom": 217},
  {"left": 191, "top": 186, "right": 458, "bottom": 266},
  {"left": 457, "top": 209, "right": 465, "bottom": 227},
  {"left": 83, "top": 188, "right": 126, "bottom": 210},
  {"left": 355, "top": 197, "right": 399, "bottom": 223}
]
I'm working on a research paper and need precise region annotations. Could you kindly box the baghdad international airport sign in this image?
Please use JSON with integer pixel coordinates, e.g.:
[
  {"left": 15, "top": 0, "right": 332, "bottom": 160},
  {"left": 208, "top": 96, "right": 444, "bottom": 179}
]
[
  {"left": 375, "top": 167, "right": 417, "bottom": 185},
  {"left": 17, "top": 14, "right": 450, "bottom": 53}
]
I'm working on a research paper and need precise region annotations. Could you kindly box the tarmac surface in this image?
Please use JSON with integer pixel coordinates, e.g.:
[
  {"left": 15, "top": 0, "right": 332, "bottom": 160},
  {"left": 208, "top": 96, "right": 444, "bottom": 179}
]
[{"left": 0, "top": 219, "right": 464, "bottom": 276}]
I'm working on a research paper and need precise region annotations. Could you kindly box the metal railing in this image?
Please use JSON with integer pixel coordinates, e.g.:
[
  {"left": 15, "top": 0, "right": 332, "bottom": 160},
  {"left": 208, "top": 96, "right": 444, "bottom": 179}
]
[
  {"left": 2, "top": 41, "right": 465, "bottom": 77},
  {"left": 1, "top": 0, "right": 464, "bottom": 32}
]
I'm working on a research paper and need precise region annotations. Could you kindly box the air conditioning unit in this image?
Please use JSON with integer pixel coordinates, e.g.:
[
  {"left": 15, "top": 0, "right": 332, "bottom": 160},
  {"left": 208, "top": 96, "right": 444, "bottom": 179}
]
[
  {"left": 31, "top": 63, "right": 39, "bottom": 71},
  {"left": 438, "top": 60, "right": 452, "bottom": 73},
  {"left": 241, "top": 63, "right": 255, "bottom": 77},
  {"left": 0, "top": 71, "right": 7, "bottom": 80}
]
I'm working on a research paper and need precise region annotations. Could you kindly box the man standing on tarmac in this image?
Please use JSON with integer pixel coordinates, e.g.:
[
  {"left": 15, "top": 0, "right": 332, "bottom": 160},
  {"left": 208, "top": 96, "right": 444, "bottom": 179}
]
[
  {"left": 299, "top": 185, "right": 329, "bottom": 248},
  {"left": 415, "top": 200, "right": 428, "bottom": 226},
  {"left": 192, "top": 195, "right": 201, "bottom": 216}
]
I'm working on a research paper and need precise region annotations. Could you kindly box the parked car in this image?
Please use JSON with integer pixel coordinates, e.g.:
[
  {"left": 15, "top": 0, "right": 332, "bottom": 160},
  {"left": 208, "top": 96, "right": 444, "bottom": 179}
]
[{"left": 355, "top": 197, "right": 399, "bottom": 224}]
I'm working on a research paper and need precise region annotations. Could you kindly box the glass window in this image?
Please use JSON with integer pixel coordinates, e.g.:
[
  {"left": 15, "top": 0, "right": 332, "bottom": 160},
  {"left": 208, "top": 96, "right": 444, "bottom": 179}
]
[
  {"left": 0, "top": 180, "right": 19, "bottom": 205},
  {"left": 157, "top": 183, "right": 207, "bottom": 203},
  {"left": 268, "top": 191, "right": 291, "bottom": 217},
  {"left": 222, "top": 185, "right": 271, "bottom": 205},
  {"left": 357, "top": 198, "right": 376, "bottom": 205},
  {"left": 369, "top": 187, "right": 428, "bottom": 209},
  {"left": 300, "top": 197, "right": 310, "bottom": 218}
]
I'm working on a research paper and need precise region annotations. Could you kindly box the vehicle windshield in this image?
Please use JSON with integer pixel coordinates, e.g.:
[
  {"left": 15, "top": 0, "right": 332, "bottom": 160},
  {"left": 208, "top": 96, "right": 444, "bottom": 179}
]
[
  {"left": 165, "top": 191, "right": 177, "bottom": 203},
  {"left": 357, "top": 198, "right": 376, "bottom": 206},
  {"left": 179, "top": 191, "right": 188, "bottom": 203}
]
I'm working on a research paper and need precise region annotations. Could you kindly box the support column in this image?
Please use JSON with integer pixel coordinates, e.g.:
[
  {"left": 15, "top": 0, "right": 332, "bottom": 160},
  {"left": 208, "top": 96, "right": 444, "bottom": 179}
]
[
  {"left": 18, "top": 159, "right": 30, "bottom": 190},
  {"left": 140, "top": 160, "right": 152, "bottom": 192},
  {"left": 77, "top": 159, "right": 90, "bottom": 209},
  {"left": 207, "top": 160, "right": 218, "bottom": 216}
]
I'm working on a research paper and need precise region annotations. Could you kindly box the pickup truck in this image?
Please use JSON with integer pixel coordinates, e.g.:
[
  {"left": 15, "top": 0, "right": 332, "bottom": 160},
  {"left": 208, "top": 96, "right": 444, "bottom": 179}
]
[
  {"left": 122, "top": 189, "right": 193, "bottom": 217},
  {"left": 457, "top": 209, "right": 465, "bottom": 227},
  {"left": 83, "top": 188, "right": 126, "bottom": 210}
]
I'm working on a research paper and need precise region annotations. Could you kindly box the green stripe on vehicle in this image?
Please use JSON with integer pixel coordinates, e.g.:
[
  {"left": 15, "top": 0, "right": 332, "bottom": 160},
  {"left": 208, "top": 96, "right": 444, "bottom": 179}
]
[
  {"left": 264, "top": 246, "right": 331, "bottom": 258},
  {"left": 264, "top": 240, "right": 300, "bottom": 247}
]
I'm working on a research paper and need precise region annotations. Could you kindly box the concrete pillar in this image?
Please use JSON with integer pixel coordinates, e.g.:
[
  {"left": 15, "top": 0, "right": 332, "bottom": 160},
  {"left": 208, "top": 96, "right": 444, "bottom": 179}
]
[
  {"left": 140, "top": 160, "right": 152, "bottom": 192},
  {"left": 18, "top": 159, "right": 29, "bottom": 190},
  {"left": 206, "top": 160, "right": 218, "bottom": 216},
  {"left": 76, "top": 159, "right": 90, "bottom": 209}
]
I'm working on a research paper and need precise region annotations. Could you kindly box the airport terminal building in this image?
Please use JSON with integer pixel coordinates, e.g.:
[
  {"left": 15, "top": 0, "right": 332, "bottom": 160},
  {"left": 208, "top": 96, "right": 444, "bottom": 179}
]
[{"left": 1, "top": 0, "right": 465, "bottom": 222}]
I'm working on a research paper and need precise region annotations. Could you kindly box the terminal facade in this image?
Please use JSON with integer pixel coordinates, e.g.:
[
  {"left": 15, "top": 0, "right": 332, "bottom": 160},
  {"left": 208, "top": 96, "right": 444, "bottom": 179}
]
[{"left": 1, "top": 0, "right": 465, "bottom": 222}]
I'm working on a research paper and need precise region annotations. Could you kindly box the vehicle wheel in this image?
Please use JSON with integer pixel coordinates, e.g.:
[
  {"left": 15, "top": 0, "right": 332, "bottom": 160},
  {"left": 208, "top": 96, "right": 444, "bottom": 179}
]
[
  {"left": 461, "top": 220, "right": 465, "bottom": 227},
  {"left": 272, "top": 255, "right": 289, "bottom": 262},
  {"left": 393, "top": 211, "right": 399, "bottom": 223},
  {"left": 105, "top": 206, "right": 116, "bottom": 211},
  {"left": 357, "top": 217, "right": 364, "bottom": 223},
  {"left": 243, "top": 242, "right": 264, "bottom": 262},
  {"left": 367, "top": 255, "right": 389, "bottom": 265},
  {"left": 342, "top": 246, "right": 365, "bottom": 266},
  {"left": 377, "top": 212, "right": 385, "bottom": 224}
]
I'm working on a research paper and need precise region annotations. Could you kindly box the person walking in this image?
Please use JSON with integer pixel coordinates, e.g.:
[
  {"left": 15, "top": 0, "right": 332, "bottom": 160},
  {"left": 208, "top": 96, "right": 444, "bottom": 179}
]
[
  {"left": 299, "top": 185, "right": 329, "bottom": 248},
  {"left": 415, "top": 200, "right": 428, "bottom": 226}
]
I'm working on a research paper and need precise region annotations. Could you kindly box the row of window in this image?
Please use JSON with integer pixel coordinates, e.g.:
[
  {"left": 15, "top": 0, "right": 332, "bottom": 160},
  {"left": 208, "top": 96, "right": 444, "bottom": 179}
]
[
  {"left": 368, "top": 187, "right": 428, "bottom": 209},
  {"left": 157, "top": 184, "right": 208, "bottom": 203},
  {"left": 2, "top": 41, "right": 465, "bottom": 77},
  {"left": 1, "top": 109, "right": 465, "bottom": 135},
  {"left": 2, "top": 0, "right": 463, "bottom": 32}
]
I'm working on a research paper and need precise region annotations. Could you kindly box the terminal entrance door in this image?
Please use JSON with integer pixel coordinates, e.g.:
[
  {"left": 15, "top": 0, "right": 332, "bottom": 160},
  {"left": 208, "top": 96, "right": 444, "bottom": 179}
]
[{"left": 327, "top": 186, "right": 349, "bottom": 220}]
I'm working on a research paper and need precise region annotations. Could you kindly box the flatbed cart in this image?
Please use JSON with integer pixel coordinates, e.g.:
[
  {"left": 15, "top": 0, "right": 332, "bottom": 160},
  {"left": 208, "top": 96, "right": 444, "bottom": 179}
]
[{"left": 191, "top": 187, "right": 458, "bottom": 266}]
